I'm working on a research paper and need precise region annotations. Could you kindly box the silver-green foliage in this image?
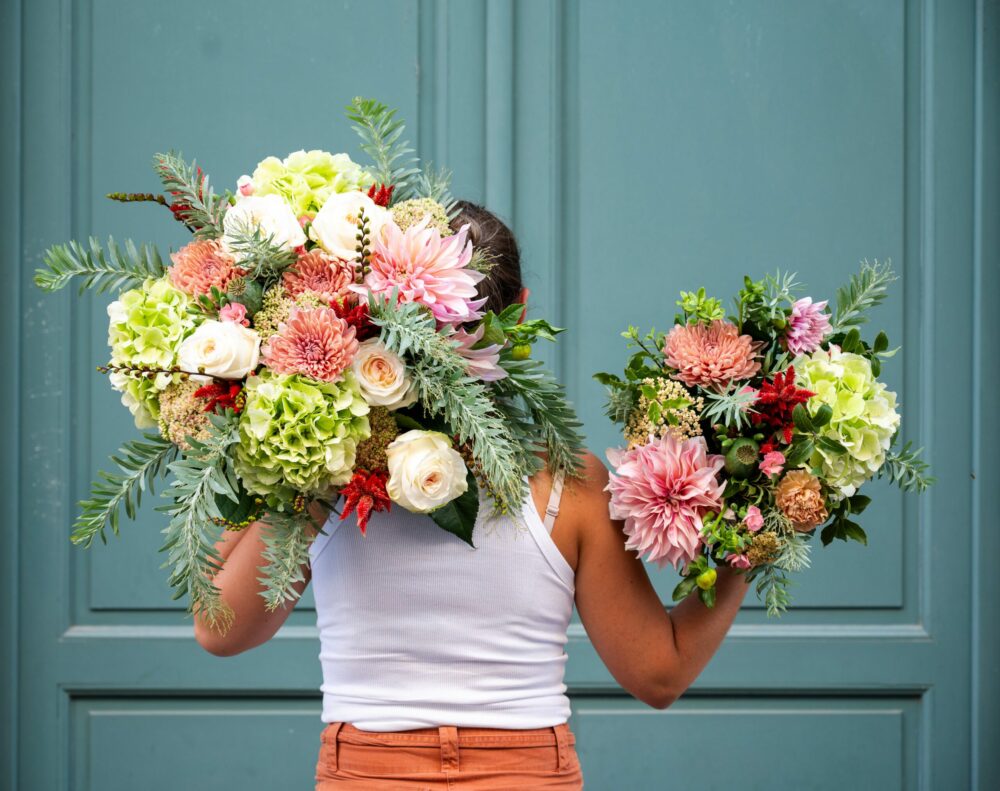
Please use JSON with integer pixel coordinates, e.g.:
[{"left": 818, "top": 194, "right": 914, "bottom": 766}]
[
  {"left": 257, "top": 508, "right": 315, "bottom": 612},
  {"left": 368, "top": 296, "right": 527, "bottom": 513},
  {"left": 156, "top": 411, "right": 241, "bottom": 631},
  {"left": 346, "top": 97, "right": 420, "bottom": 202},
  {"left": 72, "top": 432, "right": 178, "bottom": 547},
  {"left": 831, "top": 259, "right": 897, "bottom": 333},
  {"left": 153, "top": 151, "right": 227, "bottom": 238},
  {"left": 34, "top": 236, "right": 166, "bottom": 294}
]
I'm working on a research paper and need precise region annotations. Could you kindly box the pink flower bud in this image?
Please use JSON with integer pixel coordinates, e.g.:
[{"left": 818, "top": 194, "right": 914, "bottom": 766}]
[{"left": 219, "top": 302, "right": 250, "bottom": 327}]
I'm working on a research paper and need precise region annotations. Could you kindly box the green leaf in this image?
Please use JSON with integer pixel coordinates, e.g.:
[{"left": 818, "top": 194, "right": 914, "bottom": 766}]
[
  {"left": 842, "top": 520, "right": 868, "bottom": 545},
  {"left": 672, "top": 575, "right": 699, "bottom": 602},
  {"left": 35, "top": 236, "right": 166, "bottom": 295},
  {"left": 848, "top": 494, "right": 872, "bottom": 514},
  {"left": 832, "top": 260, "right": 897, "bottom": 333},
  {"left": 593, "top": 372, "right": 623, "bottom": 387},
  {"left": 842, "top": 327, "right": 863, "bottom": 354},
  {"left": 873, "top": 331, "right": 889, "bottom": 354},
  {"left": 698, "top": 585, "right": 717, "bottom": 608},
  {"left": 816, "top": 436, "right": 848, "bottom": 455},
  {"left": 812, "top": 403, "right": 833, "bottom": 428},
  {"left": 792, "top": 403, "right": 815, "bottom": 433},
  {"left": 647, "top": 401, "right": 661, "bottom": 423},
  {"left": 820, "top": 523, "right": 839, "bottom": 546},
  {"left": 429, "top": 472, "right": 480, "bottom": 546},
  {"left": 392, "top": 412, "right": 425, "bottom": 432},
  {"left": 784, "top": 437, "right": 815, "bottom": 469}
]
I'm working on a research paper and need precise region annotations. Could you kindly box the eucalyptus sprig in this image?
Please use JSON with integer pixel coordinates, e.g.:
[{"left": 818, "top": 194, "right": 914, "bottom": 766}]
[
  {"left": 34, "top": 236, "right": 166, "bottom": 295},
  {"left": 153, "top": 151, "right": 227, "bottom": 238}
]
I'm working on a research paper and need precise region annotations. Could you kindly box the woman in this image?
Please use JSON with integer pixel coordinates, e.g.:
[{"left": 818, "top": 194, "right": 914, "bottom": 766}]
[{"left": 194, "top": 201, "right": 751, "bottom": 789}]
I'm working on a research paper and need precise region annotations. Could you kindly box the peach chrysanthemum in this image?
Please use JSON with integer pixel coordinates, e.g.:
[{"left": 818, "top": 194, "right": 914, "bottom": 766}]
[
  {"left": 775, "top": 469, "right": 829, "bottom": 530},
  {"left": 605, "top": 434, "right": 726, "bottom": 569},
  {"left": 168, "top": 239, "right": 244, "bottom": 296},
  {"left": 282, "top": 250, "right": 357, "bottom": 303},
  {"left": 261, "top": 306, "right": 359, "bottom": 381},
  {"left": 663, "top": 319, "right": 763, "bottom": 391}
]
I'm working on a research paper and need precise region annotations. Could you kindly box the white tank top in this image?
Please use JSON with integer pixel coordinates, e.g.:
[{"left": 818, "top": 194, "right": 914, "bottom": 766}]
[{"left": 309, "top": 477, "right": 575, "bottom": 731}]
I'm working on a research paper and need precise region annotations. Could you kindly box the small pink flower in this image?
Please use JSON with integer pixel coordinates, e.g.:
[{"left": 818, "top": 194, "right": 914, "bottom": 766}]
[
  {"left": 237, "top": 176, "right": 254, "bottom": 197},
  {"left": 298, "top": 214, "right": 313, "bottom": 229},
  {"left": 760, "top": 451, "right": 785, "bottom": 477},
  {"left": 785, "top": 297, "right": 832, "bottom": 355},
  {"left": 605, "top": 434, "right": 726, "bottom": 570},
  {"left": 728, "top": 553, "right": 752, "bottom": 570},
  {"left": 450, "top": 325, "right": 507, "bottom": 382},
  {"left": 219, "top": 302, "right": 249, "bottom": 327},
  {"left": 743, "top": 505, "right": 764, "bottom": 532},
  {"left": 261, "top": 306, "right": 359, "bottom": 381}
]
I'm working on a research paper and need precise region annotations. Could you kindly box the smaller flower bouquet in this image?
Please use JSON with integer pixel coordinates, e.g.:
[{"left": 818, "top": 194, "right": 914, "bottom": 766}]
[
  {"left": 34, "top": 98, "right": 584, "bottom": 631},
  {"left": 595, "top": 266, "right": 933, "bottom": 615}
]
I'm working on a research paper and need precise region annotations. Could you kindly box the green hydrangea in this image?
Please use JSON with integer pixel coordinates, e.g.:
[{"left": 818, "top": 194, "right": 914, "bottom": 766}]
[
  {"left": 233, "top": 369, "right": 371, "bottom": 507},
  {"left": 106, "top": 276, "right": 197, "bottom": 425},
  {"left": 390, "top": 198, "right": 453, "bottom": 235},
  {"left": 250, "top": 150, "right": 373, "bottom": 217},
  {"left": 795, "top": 347, "right": 901, "bottom": 498}
]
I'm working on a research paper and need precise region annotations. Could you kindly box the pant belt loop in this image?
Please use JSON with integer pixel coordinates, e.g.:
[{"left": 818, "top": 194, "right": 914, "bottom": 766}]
[
  {"left": 327, "top": 722, "right": 344, "bottom": 772},
  {"left": 553, "top": 723, "right": 570, "bottom": 771},
  {"left": 439, "top": 725, "right": 460, "bottom": 772}
]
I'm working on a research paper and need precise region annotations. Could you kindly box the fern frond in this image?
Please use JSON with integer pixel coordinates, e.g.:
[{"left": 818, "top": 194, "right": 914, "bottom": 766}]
[
  {"left": 72, "top": 433, "right": 178, "bottom": 547},
  {"left": 34, "top": 236, "right": 165, "bottom": 294},
  {"left": 156, "top": 411, "right": 241, "bottom": 632},
  {"left": 831, "top": 260, "right": 897, "bottom": 333},
  {"left": 153, "top": 151, "right": 227, "bottom": 238},
  {"left": 879, "top": 441, "right": 935, "bottom": 493},
  {"left": 753, "top": 563, "right": 793, "bottom": 617},
  {"left": 345, "top": 97, "right": 421, "bottom": 202},
  {"left": 773, "top": 530, "right": 812, "bottom": 573},
  {"left": 257, "top": 509, "right": 315, "bottom": 611}
]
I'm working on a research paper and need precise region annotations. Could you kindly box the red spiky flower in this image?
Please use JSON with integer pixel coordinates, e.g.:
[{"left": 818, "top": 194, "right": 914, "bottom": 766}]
[
  {"left": 367, "top": 183, "right": 395, "bottom": 208},
  {"left": 340, "top": 469, "right": 392, "bottom": 535},
  {"left": 751, "top": 366, "right": 815, "bottom": 444},
  {"left": 332, "top": 297, "right": 377, "bottom": 340},
  {"left": 193, "top": 381, "right": 245, "bottom": 414}
]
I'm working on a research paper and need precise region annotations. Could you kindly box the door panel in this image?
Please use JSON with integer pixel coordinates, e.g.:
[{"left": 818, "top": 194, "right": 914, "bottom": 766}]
[{"left": 8, "top": 1, "right": 994, "bottom": 789}]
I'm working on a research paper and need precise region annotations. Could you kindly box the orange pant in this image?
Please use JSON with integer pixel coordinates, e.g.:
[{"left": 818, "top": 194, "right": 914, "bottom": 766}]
[{"left": 315, "top": 721, "right": 584, "bottom": 789}]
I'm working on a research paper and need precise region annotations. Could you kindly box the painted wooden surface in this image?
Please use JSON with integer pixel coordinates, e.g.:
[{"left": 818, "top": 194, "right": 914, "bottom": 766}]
[{"left": 3, "top": 1, "right": 997, "bottom": 789}]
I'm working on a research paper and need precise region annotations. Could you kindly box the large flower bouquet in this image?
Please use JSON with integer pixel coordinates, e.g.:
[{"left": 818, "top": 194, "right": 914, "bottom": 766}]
[
  {"left": 34, "top": 98, "right": 584, "bottom": 630},
  {"left": 595, "top": 265, "right": 932, "bottom": 615}
]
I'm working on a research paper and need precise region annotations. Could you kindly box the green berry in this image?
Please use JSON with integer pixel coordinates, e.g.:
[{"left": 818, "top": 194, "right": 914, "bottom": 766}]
[
  {"left": 511, "top": 343, "right": 531, "bottom": 361},
  {"left": 724, "top": 438, "right": 759, "bottom": 478},
  {"left": 696, "top": 569, "right": 717, "bottom": 590}
]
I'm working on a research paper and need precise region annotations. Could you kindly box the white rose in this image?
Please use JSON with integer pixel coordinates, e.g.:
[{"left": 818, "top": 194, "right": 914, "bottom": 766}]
[
  {"left": 310, "top": 190, "right": 389, "bottom": 260},
  {"left": 177, "top": 319, "right": 261, "bottom": 383},
  {"left": 350, "top": 339, "right": 418, "bottom": 410},
  {"left": 222, "top": 194, "right": 306, "bottom": 257},
  {"left": 385, "top": 430, "right": 469, "bottom": 513}
]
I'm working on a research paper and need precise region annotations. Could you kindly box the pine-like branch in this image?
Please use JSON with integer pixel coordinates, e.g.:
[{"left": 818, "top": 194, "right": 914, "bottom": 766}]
[
  {"left": 72, "top": 433, "right": 178, "bottom": 547},
  {"left": 156, "top": 411, "right": 241, "bottom": 632},
  {"left": 879, "top": 441, "right": 935, "bottom": 493},
  {"left": 345, "top": 97, "right": 421, "bottom": 202},
  {"left": 831, "top": 260, "right": 897, "bottom": 333},
  {"left": 153, "top": 151, "right": 227, "bottom": 238},
  {"left": 34, "top": 236, "right": 166, "bottom": 294},
  {"left": 257, "top": 509, "right": 315, "bottom": 611}
]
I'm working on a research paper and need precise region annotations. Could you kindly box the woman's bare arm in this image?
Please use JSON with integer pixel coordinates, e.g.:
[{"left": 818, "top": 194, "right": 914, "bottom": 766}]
[
  {"left": 193, "top": 501, "right": 330, "bottom": 656},
  {"left": 567, "top": 452, "right": 750, "bottom": 708}
]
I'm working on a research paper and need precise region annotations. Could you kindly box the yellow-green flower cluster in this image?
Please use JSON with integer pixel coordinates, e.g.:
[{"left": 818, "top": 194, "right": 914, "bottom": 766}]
[
  {"left": 390, "top": 198, "right": 453, "bottom": 236},
  {"left": 251, "top": 284, "right": 328, "bottom": 341},
  {"left": 250, "top": 150, "right": 373, "bottom": 217},
  {"left": 232, "top": 369, "right": 371, "bottom": 507},
  {"left": 625, "top": 377, "right": 704, "bottom": 449},
  {"left": 157, "top": 379, "right": 212, "bottom": 450},
  {"left": 795, "top": 347, "right": 901, "bottom": 498},
  {"left": 106, "top": 276, "right": 197, "bottom": 425}
]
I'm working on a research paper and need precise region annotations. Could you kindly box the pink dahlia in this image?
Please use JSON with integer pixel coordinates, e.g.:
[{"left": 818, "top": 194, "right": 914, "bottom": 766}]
[
  {"left": 605, "top": 434, "right": 726, "bottom": 569},
  {"left": 357, "top": 218, "right": 487, "bottom": 324},
  {"left": 261, "top": 306, "right": 358, "bottom": 381},
  {"left": 169, "top": 239, "right": 244, "bottom": 296},
  {"left": 784, "top": 297, "right": 831, "bottom": 355},
  {"left": 663, "top": 320, "right": 762, "bottom": 391},
  {"left": 283, "top": 250, "right": 357, "bottom": 303},
  {"left": 450, "top": 325, "right": 507, "bottom": 382}
]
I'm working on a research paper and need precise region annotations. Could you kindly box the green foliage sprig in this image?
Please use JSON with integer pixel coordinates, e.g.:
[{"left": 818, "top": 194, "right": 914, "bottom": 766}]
[
  {"left": 155, "top": 410, "right": 241, "bottom": 631},
  {"left": 257, "top": 508, "right": 315, "bottom": 611},
  {"left": 346, "top": 97, "right": 420, "bottom": 203},
  {"left": 34, "top": 237, "right": 166, "bottom": 294},
  {"left": 831, "top": 259, "right": 897, "bottom": 334},
  {"left": 222, "top": 220, "right": 298, "bottom": 290},
  {"left": 72, "top": 433, "right": 178, "bottom": 547},
  {"left": 879, "top": 440, "right": 935, "bottom": 493},
  {"left": 368, "top": 295, "right": 527, "bottom": 515},
  {"left": 153, "top": 151, "right": 227, "bottom": 238}
]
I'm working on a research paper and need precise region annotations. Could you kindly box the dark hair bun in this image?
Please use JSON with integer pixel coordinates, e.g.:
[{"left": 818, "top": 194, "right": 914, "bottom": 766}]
[{"left": 449, "top": 200, "right": 523, "bottom": 315}]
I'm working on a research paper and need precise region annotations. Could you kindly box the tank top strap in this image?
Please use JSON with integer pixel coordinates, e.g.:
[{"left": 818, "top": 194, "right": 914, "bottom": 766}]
[{"left": 542, "top": 468, "right": 566, "bottom": 534}]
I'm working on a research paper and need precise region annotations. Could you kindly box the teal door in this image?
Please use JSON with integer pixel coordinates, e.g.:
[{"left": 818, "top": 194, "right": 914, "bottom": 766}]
[{"left": 4, "top": 1, "right": 997, "bottom": 789}]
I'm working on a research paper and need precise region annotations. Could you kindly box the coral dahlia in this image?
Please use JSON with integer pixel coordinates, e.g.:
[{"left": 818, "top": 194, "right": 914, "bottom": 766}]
[
  {"left": 261, "top": 306, "right": 359, "bottom": 381},
  {"left": 663, "top": 320, "right": 762, "bottom": 391},
  {"left": 606, "top": 434, "right": 726, "bottom": 569},
  {"left": 282, "top": 249, "right": 357, "bottom": 303},
  {"left": 169, "top": 239, "right": 244, "bottom": 297}
]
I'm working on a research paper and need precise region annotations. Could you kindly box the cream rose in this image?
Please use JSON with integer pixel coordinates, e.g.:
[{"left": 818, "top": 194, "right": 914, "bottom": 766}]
[
  {"left": 177, "top": 319, "right": 261, "bottom": 383},
  {"left": 222, "top": 194, "right": 306, "bottom": 257},
  {"left": 309, "top": 190, "right": 389, "bottom": 260},
  {"left": 385, "top": 430, "right": 469, "bottom": 513},
  {"left": 350, "top": 339, "right": 418, "bottom": 410}
]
